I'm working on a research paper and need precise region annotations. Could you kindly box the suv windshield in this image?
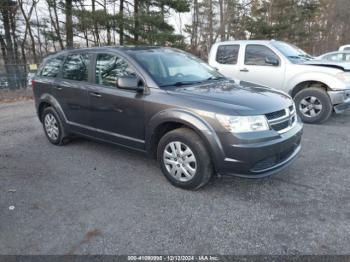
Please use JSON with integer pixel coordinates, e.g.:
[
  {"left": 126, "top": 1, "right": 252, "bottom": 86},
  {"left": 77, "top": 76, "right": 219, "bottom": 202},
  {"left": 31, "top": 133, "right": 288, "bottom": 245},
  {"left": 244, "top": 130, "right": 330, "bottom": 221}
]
[
  {"left": 271, "top": 42, "right": 313, "bottom": 64},
  {"left": 129, "top": 49, "right": 224, "bottom": 87}
]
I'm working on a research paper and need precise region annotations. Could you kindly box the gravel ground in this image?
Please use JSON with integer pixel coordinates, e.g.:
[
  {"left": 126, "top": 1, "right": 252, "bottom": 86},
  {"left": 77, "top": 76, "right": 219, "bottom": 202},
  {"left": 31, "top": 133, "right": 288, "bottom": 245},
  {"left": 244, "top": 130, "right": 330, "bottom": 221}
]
[
  {"left": 0, "top": 100, "right": 350, "bottom": 255},
  {"left": 0, "top": 88, "right": 33, "bottom": 103}
]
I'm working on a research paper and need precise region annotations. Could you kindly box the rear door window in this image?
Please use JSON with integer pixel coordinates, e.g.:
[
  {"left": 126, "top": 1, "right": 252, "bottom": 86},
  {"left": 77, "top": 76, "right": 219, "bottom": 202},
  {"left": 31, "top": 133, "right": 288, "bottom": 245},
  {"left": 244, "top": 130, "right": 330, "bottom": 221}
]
[
  {"left": 62, "top": 53, "right": 92, "bottom": 81},
  {"left": 245, "top": 45, "right": 279, "bottom": 66},
  {"left": 40, "top": 56, "right": 64, "bottom": 77},
  {"left": 216, "top": 45, "right": 240, "bottom": 64}
]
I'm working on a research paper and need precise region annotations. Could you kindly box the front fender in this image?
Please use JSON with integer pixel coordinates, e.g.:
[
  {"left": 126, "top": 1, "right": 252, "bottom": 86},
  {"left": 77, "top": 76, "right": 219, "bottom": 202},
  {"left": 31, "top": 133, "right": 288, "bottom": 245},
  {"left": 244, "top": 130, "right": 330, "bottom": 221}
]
[
  {"left": 287, "top": 72, "right": 348, "bottom": 94},
  {"left": 146, "top": 108, "right": 224, "bottom": 169}
]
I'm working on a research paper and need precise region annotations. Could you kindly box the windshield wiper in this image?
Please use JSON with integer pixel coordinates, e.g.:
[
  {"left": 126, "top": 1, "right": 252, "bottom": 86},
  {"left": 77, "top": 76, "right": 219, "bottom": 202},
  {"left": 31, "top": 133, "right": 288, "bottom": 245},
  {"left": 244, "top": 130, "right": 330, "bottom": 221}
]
[
  {"left": 288, "top": 55, "right": 312, "bottom": 61},
  {"left": 288, "top": 55, "right": 302, "bottom": 59},
  {"left": 160, "top": 81, "right": 201, "bottom": 87},
  {"left": 205, "top": 76, "right": 226, "bottom": 81}
]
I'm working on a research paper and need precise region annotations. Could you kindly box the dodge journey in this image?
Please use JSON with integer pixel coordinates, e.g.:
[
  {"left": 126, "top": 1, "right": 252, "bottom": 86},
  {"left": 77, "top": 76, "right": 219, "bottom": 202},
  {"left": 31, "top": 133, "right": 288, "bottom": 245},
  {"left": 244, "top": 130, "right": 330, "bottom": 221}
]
[{"left": 33, "top": 47, "right": 303, "bottom": 189}]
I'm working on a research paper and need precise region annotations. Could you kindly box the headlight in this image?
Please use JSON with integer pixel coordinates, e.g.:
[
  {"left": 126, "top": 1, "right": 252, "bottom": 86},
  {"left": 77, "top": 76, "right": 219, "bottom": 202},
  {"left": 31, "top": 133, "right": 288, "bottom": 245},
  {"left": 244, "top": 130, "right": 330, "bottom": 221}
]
[
  {"left": 216, "top": 114, "right": 270, "bottom": 133},
  {"left": 335, "top": 72, "right": 350, "bottom": 83}
]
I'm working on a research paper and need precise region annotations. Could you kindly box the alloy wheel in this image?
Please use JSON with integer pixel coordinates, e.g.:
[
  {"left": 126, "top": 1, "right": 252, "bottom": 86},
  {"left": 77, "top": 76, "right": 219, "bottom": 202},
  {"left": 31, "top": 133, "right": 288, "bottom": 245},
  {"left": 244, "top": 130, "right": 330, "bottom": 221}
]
[
  {"left": 44, "top": 113, "right": 59, "bottom": 140},
  {"left": 299, "top": 96, "right": 323, "bottom": 118}
]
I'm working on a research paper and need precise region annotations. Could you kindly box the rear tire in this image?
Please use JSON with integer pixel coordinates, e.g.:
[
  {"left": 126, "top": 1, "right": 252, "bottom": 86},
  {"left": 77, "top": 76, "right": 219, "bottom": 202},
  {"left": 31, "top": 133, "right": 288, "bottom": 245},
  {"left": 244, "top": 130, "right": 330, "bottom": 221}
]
[
  {"left": 294, "top": 87, "right": 332, "bottom": 124},
  {"left": 157, "top": 128, "right": 213, "bottom": 190},
  {"left": 42, "top": 107, "right": 69, "bottom": 146}
]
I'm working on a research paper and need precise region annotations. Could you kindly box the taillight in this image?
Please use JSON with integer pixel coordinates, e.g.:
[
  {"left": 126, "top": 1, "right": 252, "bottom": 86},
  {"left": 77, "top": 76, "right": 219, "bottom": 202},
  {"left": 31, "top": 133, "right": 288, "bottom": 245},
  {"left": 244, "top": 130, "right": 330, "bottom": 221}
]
[{"left": 31, "top": 79, "right": 36, "bottom": 89}]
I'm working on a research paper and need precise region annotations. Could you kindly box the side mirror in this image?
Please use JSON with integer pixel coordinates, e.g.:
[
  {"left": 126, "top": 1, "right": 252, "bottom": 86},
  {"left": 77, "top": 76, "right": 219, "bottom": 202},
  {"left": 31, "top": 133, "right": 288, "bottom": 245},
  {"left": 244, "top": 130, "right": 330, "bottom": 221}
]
[
  {"left": 265, "top": 56, "right": 279, "bottom": 66},
  {"left": 117, "top": 76, "right": 143, "bottom": 92}
]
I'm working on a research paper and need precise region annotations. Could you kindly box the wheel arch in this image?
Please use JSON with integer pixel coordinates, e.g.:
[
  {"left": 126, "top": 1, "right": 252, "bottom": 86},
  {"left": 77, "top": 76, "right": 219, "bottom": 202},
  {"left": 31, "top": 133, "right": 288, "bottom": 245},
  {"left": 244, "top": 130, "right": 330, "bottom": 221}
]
[
  {"left": 37, "top": 94, "right": 67, "bottom": 124},
  {"left": 290, "top": 80, "right": 330, "bottom": 98},
  {"left": 146, "top": 109, "right": 224, "bottom": 170}
]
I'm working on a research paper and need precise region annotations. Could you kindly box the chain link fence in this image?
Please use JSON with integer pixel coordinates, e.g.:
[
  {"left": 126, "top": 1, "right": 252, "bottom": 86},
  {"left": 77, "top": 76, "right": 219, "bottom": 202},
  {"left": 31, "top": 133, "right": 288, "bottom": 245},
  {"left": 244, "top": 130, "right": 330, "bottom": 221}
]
[{"left": 0, "top": 64, "right": 37, "bottom": 90}]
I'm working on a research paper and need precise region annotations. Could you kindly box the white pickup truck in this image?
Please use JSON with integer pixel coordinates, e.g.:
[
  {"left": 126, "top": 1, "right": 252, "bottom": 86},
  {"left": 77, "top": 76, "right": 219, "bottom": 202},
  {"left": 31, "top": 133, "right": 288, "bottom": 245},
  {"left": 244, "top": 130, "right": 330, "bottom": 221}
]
[{"left": 209, "top": 40, "right": 350, "bottom": 123}]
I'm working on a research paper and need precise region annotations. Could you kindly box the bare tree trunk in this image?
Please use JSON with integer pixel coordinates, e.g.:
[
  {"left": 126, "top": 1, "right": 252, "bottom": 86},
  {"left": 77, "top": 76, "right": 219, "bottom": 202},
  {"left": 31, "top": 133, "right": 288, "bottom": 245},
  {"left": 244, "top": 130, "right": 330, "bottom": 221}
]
[
  {"left": 34, "top": 4, "right": 43, "bottom": 59},
  {"left": 92, "top": 0, "right": 100, "bottom": 45},
  {"left": 103, "top": 0, "right": 111, "bottom": 45},
  {"left": 219, "top": 0, "right": 225, "bottom": 41},
  {"left": 190, "top": 0, "right": 199, "bottom": 54},
  {"left": 119, "top": 0, "right": 124, "bottom": 45},
  {"left": 10, "top": 8, "right": 19, "bottom": 65},
  {"left": 21, "top": 27, "right": 28, "bottom": 66},
  {"left": 134, "top": 0, "right": 139, "bottom": 42},
  {"left": 47, "top": 0, "right": 64, "bottom": 50},
  {"left": 19, "top": 0, "right": 38, "bottom": 64},
  {"left": 208, "top": 0, "right": 214, "bottom": 49},
  {"left": 0, "top": 4, "right": 19, "bottom": 88},
  {"left": 66, "top": 0, "right": 73, "bottom": 48}
]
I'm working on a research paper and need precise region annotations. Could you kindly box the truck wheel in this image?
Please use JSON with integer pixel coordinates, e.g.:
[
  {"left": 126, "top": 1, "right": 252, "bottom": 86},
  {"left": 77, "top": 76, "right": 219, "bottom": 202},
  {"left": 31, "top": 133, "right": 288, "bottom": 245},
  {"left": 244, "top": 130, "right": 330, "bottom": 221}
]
[
  {"left": 294, "top": 87, "right": 332, "bottom": 124},
  {"left": 42, "top": 107, "right": 69, "bottom": 145},
  {"left": 157, "top": 128, "right": 213, "bottom": 190}
]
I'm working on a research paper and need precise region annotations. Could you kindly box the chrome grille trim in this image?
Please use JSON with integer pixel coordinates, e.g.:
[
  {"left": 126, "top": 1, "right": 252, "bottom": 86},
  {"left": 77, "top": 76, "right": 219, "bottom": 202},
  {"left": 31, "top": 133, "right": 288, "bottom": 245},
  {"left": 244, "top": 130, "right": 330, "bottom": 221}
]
[{"left": 265, "top": 105, "right": 297, "bottom": 134}]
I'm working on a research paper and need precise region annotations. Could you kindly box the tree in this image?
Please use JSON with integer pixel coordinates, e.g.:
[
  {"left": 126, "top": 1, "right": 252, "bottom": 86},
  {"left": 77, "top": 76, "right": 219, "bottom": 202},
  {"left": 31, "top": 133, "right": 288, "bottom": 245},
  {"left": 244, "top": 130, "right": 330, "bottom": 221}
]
[
  {"left": 119, "top": 0, "right": 124, "bottom": 45},
  {"left": 46, "top": 0, "right": 64, "bottom": 50},
  {"left": 0, "top": 0, "right": 25, "bottom": 88},
  {"left": 65, "top": 0, "right": 73, "bottom": 48},
  {"left": 91, "top": 0, "right": 100, "bottom": 45},
  {"left": 18, "top": 0, "right": 38, "bottom": 63}
]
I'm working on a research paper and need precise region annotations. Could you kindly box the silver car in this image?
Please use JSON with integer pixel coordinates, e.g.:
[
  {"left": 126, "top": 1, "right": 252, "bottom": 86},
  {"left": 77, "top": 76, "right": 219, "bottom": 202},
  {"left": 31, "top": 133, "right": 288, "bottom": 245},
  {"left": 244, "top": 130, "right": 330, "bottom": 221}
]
[
  {"left": 316, "top": 51, "right": 350, "bottom": 63},
  {"left": 339, "top": 45, "right": 350, "bottom": 52},
  {"left": 209, "top": 40, "right": 350, "bottom": 124}
]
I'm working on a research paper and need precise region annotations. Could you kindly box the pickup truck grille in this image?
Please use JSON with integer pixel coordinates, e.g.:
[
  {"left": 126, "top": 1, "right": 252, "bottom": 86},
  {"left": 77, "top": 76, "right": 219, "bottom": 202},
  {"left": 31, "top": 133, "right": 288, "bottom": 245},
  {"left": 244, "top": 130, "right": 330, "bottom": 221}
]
[{"left": 265, "top": 105, "right": 296, "bottom": 133}]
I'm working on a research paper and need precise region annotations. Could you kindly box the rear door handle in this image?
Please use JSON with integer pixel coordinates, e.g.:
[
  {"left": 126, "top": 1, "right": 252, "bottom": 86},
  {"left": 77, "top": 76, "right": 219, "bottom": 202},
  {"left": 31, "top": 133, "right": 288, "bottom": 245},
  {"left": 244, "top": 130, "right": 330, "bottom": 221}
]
[
  {"left": 89, "top": 92, "right": 102, "bottom": 98},
  {"left": 54, "top": 85, "right": 62, "bottom": 90},
  {"left": 240, "top": 68, "right": 249, "bottom": 72}
]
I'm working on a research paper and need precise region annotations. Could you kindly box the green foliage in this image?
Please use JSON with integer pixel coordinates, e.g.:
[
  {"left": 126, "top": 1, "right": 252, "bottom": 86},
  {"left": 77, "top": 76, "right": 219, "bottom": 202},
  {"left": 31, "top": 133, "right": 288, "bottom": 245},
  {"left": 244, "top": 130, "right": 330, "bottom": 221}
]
[
  {"left": 246, "top": 0, "right": 321, "bottom": 50},
  {"left": 69, "top": 0, "right": 190, "bottom": 48}
]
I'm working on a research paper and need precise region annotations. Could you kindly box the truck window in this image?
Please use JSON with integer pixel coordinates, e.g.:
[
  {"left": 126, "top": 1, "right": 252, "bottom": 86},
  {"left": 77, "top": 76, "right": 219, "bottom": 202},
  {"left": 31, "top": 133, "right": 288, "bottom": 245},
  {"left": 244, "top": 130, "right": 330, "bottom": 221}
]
[
  {"left": 62, "top": 53, "right": 92, "bottom": 81},
  {"left": 216, "top": 45, "right": 240, "bottom": 64},
  {"left": 245, "top": 45, "right": 279, "bottom": 66}
]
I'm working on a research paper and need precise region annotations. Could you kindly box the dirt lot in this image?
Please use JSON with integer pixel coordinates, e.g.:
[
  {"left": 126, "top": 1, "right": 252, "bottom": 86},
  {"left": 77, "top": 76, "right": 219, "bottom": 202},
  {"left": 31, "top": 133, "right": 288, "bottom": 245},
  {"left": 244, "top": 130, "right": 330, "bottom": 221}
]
[
  {"left": 0, "top": 88, "right": 33, "bottom": 103},
  {"left": 0, "top": 100, "right": 350, "bottom": 255}
]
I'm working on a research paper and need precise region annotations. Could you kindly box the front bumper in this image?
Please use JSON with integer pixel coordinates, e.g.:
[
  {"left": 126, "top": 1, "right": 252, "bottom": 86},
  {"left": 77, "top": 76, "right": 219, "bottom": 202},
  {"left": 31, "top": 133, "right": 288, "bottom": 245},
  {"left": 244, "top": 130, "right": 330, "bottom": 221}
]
[
  {"left": 328, "top": 90, "right": 350, "bottom": 113},
  {"left": 216, "top": 122, "right": 303, "bottom": 178}
]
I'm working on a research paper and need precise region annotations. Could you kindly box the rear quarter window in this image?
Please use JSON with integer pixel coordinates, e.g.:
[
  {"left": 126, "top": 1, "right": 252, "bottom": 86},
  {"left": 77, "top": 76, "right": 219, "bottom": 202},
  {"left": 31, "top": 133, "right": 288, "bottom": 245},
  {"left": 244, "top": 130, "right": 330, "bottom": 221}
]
[
  {"left": 39, "top": 56, "right": 64, "bottom": 77},
  {"left": 216, "top": 45, "right": 240, "bottom": 64}
]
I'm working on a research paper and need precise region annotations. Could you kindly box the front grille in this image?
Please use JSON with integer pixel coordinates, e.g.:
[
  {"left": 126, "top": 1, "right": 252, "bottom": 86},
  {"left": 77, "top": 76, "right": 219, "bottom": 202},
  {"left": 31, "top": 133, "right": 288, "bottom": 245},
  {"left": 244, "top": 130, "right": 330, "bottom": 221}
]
[
  {"left": 252, "top": 145, "right": 296, "bottom": 172},
  {"left": 271, "top": 120, "right": 289, "bottom": 131},
  {"left": 289, "top": 104, "right": 294, "bottom": 113},
  {"left": 265, "top": 109, "right": 286, "bottom": 120},
  {"left": 265, "top": 105, "right": 296, "bottom": 133}
]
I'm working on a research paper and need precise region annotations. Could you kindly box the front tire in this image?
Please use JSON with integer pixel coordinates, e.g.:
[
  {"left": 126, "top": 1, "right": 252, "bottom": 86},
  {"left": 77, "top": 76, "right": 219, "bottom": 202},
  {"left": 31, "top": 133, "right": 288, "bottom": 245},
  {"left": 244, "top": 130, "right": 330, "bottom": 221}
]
[
  {"left": 294, "top": 87, "right": 332, "bottom": 124},
  {"left": 42, "top": 107, "right": 68, "bottom": 145},
  {"left": 157, "top": 128, "right": 213, "bottom": 190}
]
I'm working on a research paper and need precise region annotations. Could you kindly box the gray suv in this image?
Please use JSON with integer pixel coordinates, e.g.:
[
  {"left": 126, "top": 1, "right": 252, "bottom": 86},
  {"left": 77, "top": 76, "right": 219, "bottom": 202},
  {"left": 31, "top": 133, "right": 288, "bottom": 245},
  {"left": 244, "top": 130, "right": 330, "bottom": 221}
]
[{"left": 33, "top": 47, "right": 303, "bottom": 190}]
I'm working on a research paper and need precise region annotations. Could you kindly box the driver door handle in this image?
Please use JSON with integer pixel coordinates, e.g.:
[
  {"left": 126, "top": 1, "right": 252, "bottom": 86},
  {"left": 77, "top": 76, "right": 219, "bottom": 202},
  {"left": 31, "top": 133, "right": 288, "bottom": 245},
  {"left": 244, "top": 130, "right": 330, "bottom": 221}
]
[
  {"left": 89, "top": 92, "right": 102, "bottom": 98},
  {"left": 240, "top": 68, "right": 249, "bottom": 72}
]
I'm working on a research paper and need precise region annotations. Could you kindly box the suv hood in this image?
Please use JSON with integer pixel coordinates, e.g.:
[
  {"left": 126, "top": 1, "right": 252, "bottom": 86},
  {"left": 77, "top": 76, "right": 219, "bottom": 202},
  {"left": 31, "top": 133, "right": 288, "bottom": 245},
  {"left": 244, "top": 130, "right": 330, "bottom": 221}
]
[
  {"left": 303, "top": 60, "right": 350, "bottom": 71},
  {"left": 169, "top": 80, "right": 293, "bottom": 116}
]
